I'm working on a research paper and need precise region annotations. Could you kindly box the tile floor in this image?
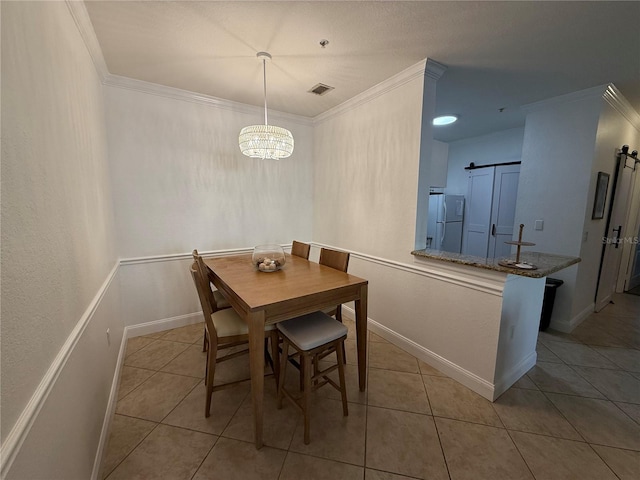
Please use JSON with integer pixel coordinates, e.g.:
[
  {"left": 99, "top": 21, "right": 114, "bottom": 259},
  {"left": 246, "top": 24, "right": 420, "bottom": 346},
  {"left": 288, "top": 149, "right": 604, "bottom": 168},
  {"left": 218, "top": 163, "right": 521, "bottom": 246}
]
[{"left": 101, "top": 293, "right": 640, "bottom": 479}]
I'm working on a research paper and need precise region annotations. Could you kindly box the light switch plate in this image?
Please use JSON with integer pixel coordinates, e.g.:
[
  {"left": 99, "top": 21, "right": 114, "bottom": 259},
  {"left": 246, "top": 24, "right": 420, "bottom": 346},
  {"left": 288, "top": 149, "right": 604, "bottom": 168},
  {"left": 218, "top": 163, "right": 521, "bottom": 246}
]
[{"left": 535, "top": 220, "right": 544, "bottom": 231}]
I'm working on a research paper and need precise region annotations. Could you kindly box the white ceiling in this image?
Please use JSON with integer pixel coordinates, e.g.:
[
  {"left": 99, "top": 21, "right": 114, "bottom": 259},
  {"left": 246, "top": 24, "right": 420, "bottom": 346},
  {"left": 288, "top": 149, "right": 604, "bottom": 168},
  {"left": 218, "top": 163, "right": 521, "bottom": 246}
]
[{"left": 85, "top": 1, "right": 640, "bottom": 142}]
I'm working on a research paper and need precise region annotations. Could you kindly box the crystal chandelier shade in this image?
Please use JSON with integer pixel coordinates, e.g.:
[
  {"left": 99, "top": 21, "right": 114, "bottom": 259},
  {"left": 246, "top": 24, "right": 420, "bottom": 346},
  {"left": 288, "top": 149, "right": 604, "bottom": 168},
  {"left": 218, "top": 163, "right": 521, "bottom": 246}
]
[
  {"left": 239, "top": 52, "right": 294, "bottom": 160},
  {"left": 239, "top": 124, "right": 294, "bottom": 159}
]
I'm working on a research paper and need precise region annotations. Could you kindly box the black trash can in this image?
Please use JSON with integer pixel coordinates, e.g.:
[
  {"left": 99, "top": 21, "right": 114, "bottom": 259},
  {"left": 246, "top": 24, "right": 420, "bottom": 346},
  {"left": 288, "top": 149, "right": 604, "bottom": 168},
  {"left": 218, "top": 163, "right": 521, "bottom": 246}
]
[{"left": 539, "top": 278, "right": 564, "bottom": 331}]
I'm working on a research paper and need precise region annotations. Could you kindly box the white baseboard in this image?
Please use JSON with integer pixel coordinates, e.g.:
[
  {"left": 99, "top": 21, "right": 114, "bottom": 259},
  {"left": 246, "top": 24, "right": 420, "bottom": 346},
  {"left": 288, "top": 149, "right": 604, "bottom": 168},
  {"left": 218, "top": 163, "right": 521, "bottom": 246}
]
[
  {"left": 550, "top": 302, "right": 594, "bottom": 333},
  {"left": 493, "top": 351, "right": 537, "bottom": 400},
  {"left": 90, "top": 311, "right": 205, "bottom": 479},
  {"left": 342, "top": 306, "right": 496, "bottom": 401},
  {"left": 91, "top": 331, "right": 129, "bottom": 480},
  {"left": 125, "top": 312, "right": 204, "bottom": 339},
  {"left": 0, "top": 262, "right": 119, "bottom": 479}
]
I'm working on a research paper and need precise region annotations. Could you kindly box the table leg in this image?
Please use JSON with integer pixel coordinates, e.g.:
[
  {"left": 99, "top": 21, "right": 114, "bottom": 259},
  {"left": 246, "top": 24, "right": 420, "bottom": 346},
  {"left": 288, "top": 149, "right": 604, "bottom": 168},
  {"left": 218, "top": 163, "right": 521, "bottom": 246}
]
[
  {"left": 355, "top": 284, "right": 368, "bottom": 391},
  {"left": 248, "top": 310, "right": 265, "bottom": 449}
]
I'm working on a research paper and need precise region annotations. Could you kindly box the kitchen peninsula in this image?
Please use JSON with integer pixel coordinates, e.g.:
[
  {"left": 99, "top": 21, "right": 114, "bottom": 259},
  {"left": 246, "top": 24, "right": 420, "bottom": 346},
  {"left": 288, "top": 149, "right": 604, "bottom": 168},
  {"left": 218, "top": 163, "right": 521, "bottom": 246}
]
[{"left": 410, "top": 249, "right": 580, "bottom": 401}]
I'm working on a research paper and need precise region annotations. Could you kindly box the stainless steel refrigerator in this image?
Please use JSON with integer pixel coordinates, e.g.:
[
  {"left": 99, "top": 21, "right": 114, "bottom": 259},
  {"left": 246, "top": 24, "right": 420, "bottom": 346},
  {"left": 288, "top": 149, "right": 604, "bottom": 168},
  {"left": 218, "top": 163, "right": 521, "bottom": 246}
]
[{"left": 426, "top": 194, "right": 465, "bottom": 252}]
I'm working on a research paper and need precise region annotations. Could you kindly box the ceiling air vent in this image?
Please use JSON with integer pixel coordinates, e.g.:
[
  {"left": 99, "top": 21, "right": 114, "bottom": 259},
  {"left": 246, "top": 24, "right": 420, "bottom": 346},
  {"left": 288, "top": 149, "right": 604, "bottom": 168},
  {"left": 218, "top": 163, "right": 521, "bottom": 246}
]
[{"left": 308, "top": 83, "right": 334, "bottom": 96}]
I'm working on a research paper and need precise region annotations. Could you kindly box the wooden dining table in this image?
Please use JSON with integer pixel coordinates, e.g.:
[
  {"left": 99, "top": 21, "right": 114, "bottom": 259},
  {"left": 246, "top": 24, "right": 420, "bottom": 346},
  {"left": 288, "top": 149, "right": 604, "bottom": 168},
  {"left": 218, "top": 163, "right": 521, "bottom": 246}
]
[{"left": 204, "top": 253, "right": 368, "bottom": 449}]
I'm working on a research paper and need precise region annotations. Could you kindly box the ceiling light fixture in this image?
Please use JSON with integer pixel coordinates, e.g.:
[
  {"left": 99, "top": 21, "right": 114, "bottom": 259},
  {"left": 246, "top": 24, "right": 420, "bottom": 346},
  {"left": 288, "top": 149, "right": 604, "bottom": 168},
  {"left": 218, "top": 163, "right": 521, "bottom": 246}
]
[
  {"left": 239, "top": 52, "right": 294, "bottom": 159},
  {"left": 433, "top": 115, "right": 458, "bottom": 126}
]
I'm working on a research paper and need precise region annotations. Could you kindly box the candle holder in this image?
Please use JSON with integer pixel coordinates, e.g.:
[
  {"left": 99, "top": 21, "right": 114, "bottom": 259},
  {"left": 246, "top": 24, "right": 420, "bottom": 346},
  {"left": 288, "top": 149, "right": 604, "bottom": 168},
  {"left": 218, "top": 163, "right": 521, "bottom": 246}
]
[{"left": 498, "top": 224, "right": 537, "bottom": 270}]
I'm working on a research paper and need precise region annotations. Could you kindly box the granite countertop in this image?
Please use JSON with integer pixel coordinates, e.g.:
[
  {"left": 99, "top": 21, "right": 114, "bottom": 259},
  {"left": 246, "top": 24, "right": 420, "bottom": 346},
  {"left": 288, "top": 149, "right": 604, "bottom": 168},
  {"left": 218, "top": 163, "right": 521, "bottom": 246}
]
[{"left": 410, "top": 249, "right": 581, "bottom": 278}]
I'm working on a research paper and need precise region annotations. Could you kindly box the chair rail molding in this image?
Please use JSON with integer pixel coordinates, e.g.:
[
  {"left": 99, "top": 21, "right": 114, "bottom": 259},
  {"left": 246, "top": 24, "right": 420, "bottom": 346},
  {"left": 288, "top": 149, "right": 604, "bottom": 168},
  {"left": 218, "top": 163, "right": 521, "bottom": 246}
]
[
  {"left": 0, "top": 261, "right": 120, "bottom": 479},
  {"left": 310, "top": 242, "right": 506, "bottom": 296}
]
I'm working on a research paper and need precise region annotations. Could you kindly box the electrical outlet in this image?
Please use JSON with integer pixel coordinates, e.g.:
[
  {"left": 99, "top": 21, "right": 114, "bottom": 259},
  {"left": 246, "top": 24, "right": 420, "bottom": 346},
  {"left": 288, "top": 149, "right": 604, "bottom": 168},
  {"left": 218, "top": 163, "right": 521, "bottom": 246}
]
[{"left": 106, "top": 328, "right": 111, "bottom": 346}]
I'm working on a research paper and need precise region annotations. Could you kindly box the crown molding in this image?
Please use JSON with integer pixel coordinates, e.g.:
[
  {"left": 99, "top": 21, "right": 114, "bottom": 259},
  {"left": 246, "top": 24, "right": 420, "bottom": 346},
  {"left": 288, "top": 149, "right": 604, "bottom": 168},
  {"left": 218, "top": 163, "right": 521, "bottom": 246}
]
[
  {"left": 603, "top": 84, "right": 640, "bottom": 131},
  {"left": 66, "top": 0, "right": 108, "bottom": 80},
  {"left": 521, "top": 84, "right": 610, "bottom": 114},
  {"left": 522, "top": 83, "right": 640, "bottom": 131},
  {"left": 314, "top": 58, "right": 431, "bottom": 124},
  {"left": 425, "top": 58, "right": 447, "bottom": 81},
  {"left": 103, "top": 74, "right": 314, "bottom": 126}
]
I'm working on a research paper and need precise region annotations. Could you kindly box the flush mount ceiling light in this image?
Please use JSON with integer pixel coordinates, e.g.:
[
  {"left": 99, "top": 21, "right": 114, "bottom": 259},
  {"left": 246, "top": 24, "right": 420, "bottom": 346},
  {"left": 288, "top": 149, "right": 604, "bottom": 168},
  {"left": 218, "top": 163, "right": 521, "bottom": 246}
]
[
  {"left": 239, "top": 52, "right": 294, "bottom": 159},
  {"left": 433, "top": 115, "right": 458, "bottom": 126}
]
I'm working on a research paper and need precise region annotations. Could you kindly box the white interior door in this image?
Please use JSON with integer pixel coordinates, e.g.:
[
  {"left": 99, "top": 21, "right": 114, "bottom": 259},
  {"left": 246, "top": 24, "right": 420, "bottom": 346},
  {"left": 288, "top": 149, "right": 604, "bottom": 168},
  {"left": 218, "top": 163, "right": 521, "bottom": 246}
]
[
  {"left": 595, "top": 154, "right": 635, "bottom": 311},
  {"left": 464, "top": 167, "right": 494, "bottom": 257},
  {"left": 625, "top": 205, "right": 640, "bottom": 290},
  {"left": 488, "top": 164, "right": 520, "bottom": 259}
]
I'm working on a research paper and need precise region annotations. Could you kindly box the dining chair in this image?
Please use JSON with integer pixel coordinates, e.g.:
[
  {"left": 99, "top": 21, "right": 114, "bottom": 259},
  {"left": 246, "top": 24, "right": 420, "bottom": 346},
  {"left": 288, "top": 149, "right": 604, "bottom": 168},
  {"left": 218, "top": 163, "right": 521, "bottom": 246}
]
[
  {"left": 276, "top": 311, "right": 348, "bottom": 444},
  {"left": 316, "top": 247, "right": 351, "bottom": 367},
  {"left": 291, "top": 240, "right": 311, "bottom": 260},
  {"left": 190, "top": 260, "right": 280, "bottom": 417},
  {"left": 193, "top": 249, "right": 231, "bottom": 352},
  {"left": 319, "top": 247, "right": 350, "bottom": 324}
]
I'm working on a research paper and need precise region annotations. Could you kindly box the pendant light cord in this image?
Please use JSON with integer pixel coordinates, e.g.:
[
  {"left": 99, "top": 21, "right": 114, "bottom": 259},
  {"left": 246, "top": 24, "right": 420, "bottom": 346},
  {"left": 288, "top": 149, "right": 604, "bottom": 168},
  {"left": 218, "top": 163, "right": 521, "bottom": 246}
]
[{"left": 263, "top": 58, "right": 268, "bottom": 126}]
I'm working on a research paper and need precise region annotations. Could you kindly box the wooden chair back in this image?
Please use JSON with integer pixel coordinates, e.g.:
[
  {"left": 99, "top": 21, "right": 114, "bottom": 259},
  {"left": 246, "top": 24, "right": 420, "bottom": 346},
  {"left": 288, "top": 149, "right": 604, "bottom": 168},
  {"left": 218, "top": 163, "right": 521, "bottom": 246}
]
[
  {"left": 190, "top": 261, "right": 218, "bottom": 343},
  {"left": 319, "top": 247, "right": 350, "bottom": 273},
  {"left": 192, "top": 249, "right": 220, "bottom": 313},
  {"left": 291, "top": 241, "right": 311, "bottom": 260}
]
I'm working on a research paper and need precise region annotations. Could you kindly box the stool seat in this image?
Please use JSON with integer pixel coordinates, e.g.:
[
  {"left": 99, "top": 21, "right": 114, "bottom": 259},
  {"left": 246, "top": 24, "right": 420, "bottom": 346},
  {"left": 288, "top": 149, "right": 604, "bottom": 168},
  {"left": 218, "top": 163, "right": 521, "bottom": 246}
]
[
  {"left": 277, "top": 311, "right": 349, "bottom": 444},
  {"left": 277, "top": 311, "right": 348, "bottom": 351}
]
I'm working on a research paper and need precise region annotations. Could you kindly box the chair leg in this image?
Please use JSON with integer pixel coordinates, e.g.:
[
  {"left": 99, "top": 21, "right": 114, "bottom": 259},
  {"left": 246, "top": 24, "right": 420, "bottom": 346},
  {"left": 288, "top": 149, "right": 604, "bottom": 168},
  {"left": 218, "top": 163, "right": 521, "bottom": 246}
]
[
  {"left": 303, "top": 351, "right": 312, "bottom": 445},
  {"left": 335, "top": 306, "right": 347, "bottom": 363},
  {"left": 264, "top": 338, "right": 272, "bottom": 368},
  {"left": 270, "top": 330, "right": 280, "bottom": 387},
  {"left": 299, "top": 355, "right": 305, "bottom": 392},
  {"left": 205, "top": 337, "right": 217, "bottom": 418},
  {"left": 202, "top": 327, "right": 208, "bottom": 352},
  {"left": 277, "top": 337, "right": 289, "bottom": 410},
  {"left": 336, "top": 339, "right": 349, "bottom": 417},
  {"left": 313, "top": 353, "right": 319, "bottom": 387}
]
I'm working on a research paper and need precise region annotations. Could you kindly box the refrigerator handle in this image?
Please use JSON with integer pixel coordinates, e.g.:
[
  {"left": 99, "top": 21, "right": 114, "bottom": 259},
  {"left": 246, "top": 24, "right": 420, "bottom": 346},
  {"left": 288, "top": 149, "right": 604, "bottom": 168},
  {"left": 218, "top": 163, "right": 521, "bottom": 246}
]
[
  {"left": 442, "top": 198, "right": 447, "bottom": 222},
  {"left": 441, "top": 220, "right": 446, "bottom": 244},
  {"left": 491, "top": 224, "right": 496, "bottom": 237}
]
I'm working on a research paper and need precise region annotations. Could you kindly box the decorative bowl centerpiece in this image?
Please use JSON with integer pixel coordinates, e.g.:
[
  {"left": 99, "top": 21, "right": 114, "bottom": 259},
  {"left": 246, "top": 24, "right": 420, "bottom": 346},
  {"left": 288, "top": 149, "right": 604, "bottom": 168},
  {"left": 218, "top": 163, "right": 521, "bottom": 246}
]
[{"left": 252, "top": 244, "right": 286, "bottom": 272}]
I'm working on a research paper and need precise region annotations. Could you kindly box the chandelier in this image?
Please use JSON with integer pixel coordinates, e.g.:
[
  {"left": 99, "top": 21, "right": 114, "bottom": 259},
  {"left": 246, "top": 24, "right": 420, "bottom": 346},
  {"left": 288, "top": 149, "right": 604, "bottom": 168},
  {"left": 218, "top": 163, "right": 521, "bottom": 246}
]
[{"left": 239, "top": 52, "right": 294, "bottom": 159}]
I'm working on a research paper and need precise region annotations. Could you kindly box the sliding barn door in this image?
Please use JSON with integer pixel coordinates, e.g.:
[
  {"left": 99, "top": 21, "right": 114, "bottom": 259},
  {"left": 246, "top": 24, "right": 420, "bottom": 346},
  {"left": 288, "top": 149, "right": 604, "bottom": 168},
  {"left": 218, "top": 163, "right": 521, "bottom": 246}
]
[
  {"left": 595, "top": 154, "right": 635, "bottom": 311},
  {"left": 464, "top": 168, "right": 494, "bottom": 257},
  {"left": 488, "top": 164, "right": 521, "bottom": 259}
]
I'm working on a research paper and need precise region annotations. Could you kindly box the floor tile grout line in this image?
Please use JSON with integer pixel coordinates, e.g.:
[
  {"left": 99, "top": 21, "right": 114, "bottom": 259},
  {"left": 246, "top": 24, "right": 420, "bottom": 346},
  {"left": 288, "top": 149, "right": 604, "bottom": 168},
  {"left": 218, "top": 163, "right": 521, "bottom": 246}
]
[
  {"left": 102, "top": 419, "right": 163, "bottom": 480},
  {"left": 105, "top": 298, "right": 640, "bottom": 479},
  {"left": 125, "top": 338, "right": 192, "bottom": 372},
  {"left": 503, "top": 429, "right": 538, "bottom": 479},
  {"left": 282, "top": 448, "right": 367, "bottom": 470},
  {"left": 114, "top": 369, "right": 163, "bottom": 404},
  {"left": 215, "top": 385, "right": 253, "bottom": 439},
  {"left": 422, "top": 377, "right": 452, "bottom": 480},
  {"left": 585, "top": 442, "right": 626, "bottom": 480},
  {"left": 190, "top": 434, "right": 221, "bottom": 480},
  {"left": 612, "top": 401, "right": 640, "bottom": 427},
  {"left": 504, "top": 425, "right": 586, "bottom": 444},
  {"left": 362, "top": 365, "right": 369, "bottom": 474},
  {"left": 538, "top": 389, "right": 589, "bottom": 444},
  {"left": 276, "top": 450, "right": 291, "bottom": 480},
  {"left": 565, "top": 362, "right": 635, "bottom": 404}
]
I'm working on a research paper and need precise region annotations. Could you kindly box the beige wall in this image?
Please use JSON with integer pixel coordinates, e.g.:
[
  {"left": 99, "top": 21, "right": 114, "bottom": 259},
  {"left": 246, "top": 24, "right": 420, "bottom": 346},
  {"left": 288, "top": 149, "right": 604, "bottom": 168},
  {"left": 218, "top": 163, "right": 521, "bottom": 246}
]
[
  {"left": 516, "top": 86, "right": 640, "bottom": 331},
  {"left": 105, "top": 85, "right": 314, "bottom": 259},
  {"left": 1, "top": 2, "right": 121, "bottom": 477},
  {"left": 312, "top": 71, "right": 425, "bottom": 263}
]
